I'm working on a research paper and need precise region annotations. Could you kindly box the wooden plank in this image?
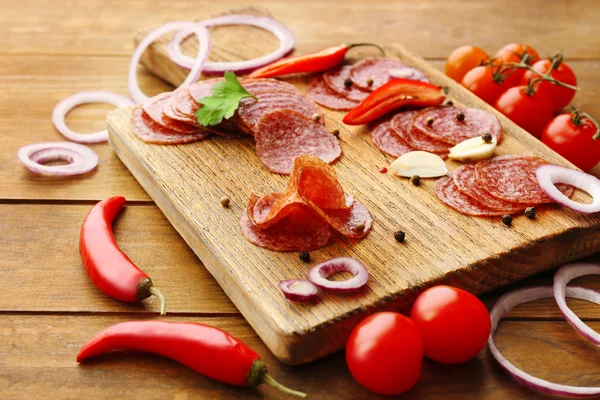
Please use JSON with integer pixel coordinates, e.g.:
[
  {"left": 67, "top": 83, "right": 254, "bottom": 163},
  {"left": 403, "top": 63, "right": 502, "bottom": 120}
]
[
  {"left": 1, "top": 314, "right": 598, "bottom": 399},
  {"left": 2, "top": 0, "right": 600, "bottom": 59},
  {"left": 0, "top": 204, "right": 236, "bottom": 314},
  {"left": 108, "top": 41, "right": 600, "bottom": 364}
]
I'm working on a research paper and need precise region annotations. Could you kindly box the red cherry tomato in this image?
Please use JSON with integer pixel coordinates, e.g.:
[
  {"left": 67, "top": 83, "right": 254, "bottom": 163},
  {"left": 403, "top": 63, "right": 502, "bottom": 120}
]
[
  {"left": 410, "top": 286, "right": 491, "bottom": 364},
  {"left": 445, "top": 46, "right": 490, "bottom": 83},
  {"left": 542, "top": 110, "right": 600, "bottom": 171},
  {"left": 495, "top": 43, "right": 540, "bottom": 85},
  {"left": 346, "top": 312, "right": 423, "bottom": 396},
  {"left": 523, "top": 58, "right": 577, "bottom": 112},
  {"left": 494, "top": 86, "right": 554, "bottom": 138},
  {"left": 461, "top": 66, "right": 507, "bottom": 105}
]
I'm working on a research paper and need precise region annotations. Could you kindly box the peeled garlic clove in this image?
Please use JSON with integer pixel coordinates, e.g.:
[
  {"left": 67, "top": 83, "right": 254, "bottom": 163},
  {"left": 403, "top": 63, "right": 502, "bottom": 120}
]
[
  {"left": 391, "top": 151, "right": 448, "bottom": 178},
  {"left": 449, "top": 135, "right": 497, "bottom": 162}
]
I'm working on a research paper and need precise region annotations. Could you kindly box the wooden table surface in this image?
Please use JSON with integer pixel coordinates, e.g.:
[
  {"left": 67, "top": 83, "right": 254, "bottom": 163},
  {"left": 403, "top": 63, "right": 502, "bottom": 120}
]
[{"left": 1, "top": 0, "right": 599, "bottom": 398}]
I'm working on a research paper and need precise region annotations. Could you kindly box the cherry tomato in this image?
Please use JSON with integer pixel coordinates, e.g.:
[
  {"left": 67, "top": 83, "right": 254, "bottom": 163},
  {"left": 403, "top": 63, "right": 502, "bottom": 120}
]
[
  {"left": 445, "top": 46, "right": 490, "bottom": 83},
  {"left": 495, "top": 43, "right": 540, "bottom": 86},
  {"left": 410, "top": 286, "right": 491, "bottom": 364},
  {"left": 346, "top": 312, "right": 423, "bottom": 395},
  {"left": 542, "top": 110, "right": 600, "bottom": 171},
  {"left": 461, "top": 66, "right": 508, "bottom": 105},
  {"left": 494, "top": 86, "right": 554, "bottom": 138},
  {"left": 523, "top": 58, "right": 577, "bottom": 112}
]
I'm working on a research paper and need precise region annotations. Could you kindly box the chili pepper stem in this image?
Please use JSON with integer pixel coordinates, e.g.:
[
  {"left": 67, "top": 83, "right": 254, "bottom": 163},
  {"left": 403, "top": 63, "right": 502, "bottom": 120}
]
[
  {"left": 262, "top": 374, "right": 307, "bottom": 398},
  {"left": 247, "top": 360, "right": 307, "bottom": 398},
  {"left": 149, "top": 286, "right": 167, "bottom": 315}
]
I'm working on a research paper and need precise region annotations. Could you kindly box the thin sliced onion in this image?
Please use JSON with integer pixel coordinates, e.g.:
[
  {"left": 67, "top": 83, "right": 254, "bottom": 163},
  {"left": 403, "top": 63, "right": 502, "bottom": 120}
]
[
  {"left": 307, "top": 257, "right": 368, "bottom": 292},
  {"left": 18, "top": 142, "right": 98, "bottom": 176},
  {"left": 279, "top": 280, "right": 318, "bottom": 302},
  {"left": 554, "top": 263, "right": 600, "bottom": 345},
  {"left": 389, "top": 67, "right": 428, "bottom": 82},
  {"left": 536, "top": 164, "right": 600, "bottom": 213},
  {"left": 129, "top": 22, "right": 210, "bottom": 104},
  {"left": 51, "top": 91, "right": 134, "bottom": 144},
  {"left": 489, "top": 286, "right": 600, "bottom": 397},
  {"left": 167, "top": 15, "right": 295, "bottom": 74}
]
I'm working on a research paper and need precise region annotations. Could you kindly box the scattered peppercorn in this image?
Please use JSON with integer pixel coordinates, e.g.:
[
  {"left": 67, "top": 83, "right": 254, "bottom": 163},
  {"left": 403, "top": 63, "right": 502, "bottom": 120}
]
[
  {"left": 366, "top": 78, "right": 374, "bottom": 86},
  {"left": 299, "top": 251, "right": 310, "bottom": 262},
  {"left": 502, "top": 214, "right": 512, "bottom": 226},
  {"left": 482, "top": 132, "right": 493, "bottom": 143},
  {"left": 410, "top": 175, "right": 421, "bottom": 186},
  {"left": 445, "top": 100, "right": 454, "bottom": 106},
  {"left": 312, "top": 113, "right": 321, "bottom": 122},
  {"left": 394, "top": 230, "right": 406, "bottom": 243},
  {"left": 524, "top": 207, "right": 536, "bottom": 219},
  {"left": 331, "top": 128, "right": 340, "bottom": 137},
  {"left": 379, "top": 167, "right": 388, "bottom": 174},
  {"left": 219, "top": 196, "right": 230, "bottom": 208},
  {"left": 355, "top": 222, "right": 366, "bottom": 232},
  {"left": 344, "top": 79, "right": 353, "bottom": 88},
  {"left": 426, "top": 116, "right": 434, "bottom": 125},
  {"left": 456, "top": 112, "right": 465, "bottom": 122}
]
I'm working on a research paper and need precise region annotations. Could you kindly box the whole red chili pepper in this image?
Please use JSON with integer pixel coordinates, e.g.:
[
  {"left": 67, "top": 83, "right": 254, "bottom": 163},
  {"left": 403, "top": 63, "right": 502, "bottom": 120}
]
[
  {"left": 77, "top": 320, "right": 306, "bottom": 397},
  {"left": 79, "top": 196, "right": 166, "bottom": 314},
  {"left": 343, "top": 79, "right": 446, "bottom": 125},
  {"left": 248, "top": 43, "right": 384, "bottom": 79}
]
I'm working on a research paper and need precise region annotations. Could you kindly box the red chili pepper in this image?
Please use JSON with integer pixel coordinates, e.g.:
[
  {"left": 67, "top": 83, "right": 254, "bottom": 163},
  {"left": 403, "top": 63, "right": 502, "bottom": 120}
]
[
  {"left": 79, "top": 196, "right": 166, "bottom": 314},
  {"left": 248, "top": 43, "right": 384, "bottom": 79},
  {"left": 77, "top": 320, "right": 306, "bottom": 398},
  {"left": 342, "top": 79, "right": 446, "bottom": 125}
]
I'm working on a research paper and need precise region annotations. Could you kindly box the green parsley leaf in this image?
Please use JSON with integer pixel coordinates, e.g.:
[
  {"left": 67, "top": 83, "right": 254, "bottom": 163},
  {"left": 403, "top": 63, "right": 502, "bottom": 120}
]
[{"left": 195, "top": 71, "right": 257, "bottom": 126}]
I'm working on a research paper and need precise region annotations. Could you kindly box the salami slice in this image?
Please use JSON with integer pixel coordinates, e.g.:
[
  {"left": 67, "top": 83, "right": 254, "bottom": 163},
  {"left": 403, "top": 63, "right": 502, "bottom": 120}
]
[
  {"left": 131, "top": 107, "right": 210, "bottom": 145},
  {"left": 435, "top": 175, "right": 507, "bottom": 216},
  {"left": 166, "top": 86, "right": 200, "bottom": 125},
  {"left": 306, "top": 75, "right": 359, "bottom": 111},
  {"left": 371, "top": 119, "right": 415, "bottom": 157},
  {"left": 255, "top": 110, "right": 341, "bottom": 174},
  {"left": 241, "top": 193, "right": 331, "bottom": 252},
  {"left": 322, "top": 195, "right": 373, "bottom": 239},
  {"left": 453, "top": 165, "right": 526, "bottom": 213},
  {"left": 323, "top": 66, "right": 370, "bottom": 101},
  {"left": 390, "top": 110, "right": 451, "bottom": 154},
  {"left": 475, "top": 155, "right": 574, "bottom": 204},
  {"left": 142, "top": 92, "right": 202, "bottom": 134},
  {"left": 189, "top": 78, "right": 298, "bottom": 101},
  {"left": 350, "top": 57, "right": 407, "bottom": 90},
  {"left": 413, "top": 106, "right": 503, "bottom": 145}
]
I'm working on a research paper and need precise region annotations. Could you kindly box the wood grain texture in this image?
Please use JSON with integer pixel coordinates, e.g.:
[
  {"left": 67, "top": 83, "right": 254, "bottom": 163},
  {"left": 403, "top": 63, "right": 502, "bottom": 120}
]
[{"left": 108, "top": 39, "right": 600, "bottom": 363}]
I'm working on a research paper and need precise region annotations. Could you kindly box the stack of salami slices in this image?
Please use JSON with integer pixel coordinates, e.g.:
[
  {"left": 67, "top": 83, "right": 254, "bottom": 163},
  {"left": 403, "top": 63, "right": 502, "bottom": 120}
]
[
  {"left": 435, "top": 155, "right": 575, "bottom": 216},
  {"left": 131, "top": 78, "right": 341, "bottom": 175},
  {"left": 370, "top": 106, "right": 503, "bottom": 158},
  {"left": 241, "top": 155, "right": 372, "bottom": 251}
]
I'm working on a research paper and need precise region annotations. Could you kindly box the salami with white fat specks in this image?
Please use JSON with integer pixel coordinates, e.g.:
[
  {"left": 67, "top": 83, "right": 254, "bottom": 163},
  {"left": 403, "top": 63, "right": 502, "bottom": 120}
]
[
  {"left": 306, "top": 75, "right": 359, "bottom": 111},
  {"left": 390, "top": 110, "right": 451, "bottom": 154},
  {"left": 413, "top": 106, "right": 503, "bottom": 145},
  {"left": 323, "top": 65, "right": 370, "bottom": 101},
  {"left": 371, "top": 119, "right": 415, "bottom": 157},
  {"left": 131, "top": 107, "right": 210, "bottom": 145},
  {"left": 434, "top": 175, "right": 508, "bottom": 216},
  {"left": 350, "top": 57, "right": 407, "bottom": 90},
  {"left": 142, "top": 92, "right": 202, "bottom": 134},
  {"left": 255, "top": 109, "right": 341, "bottom": 174}
]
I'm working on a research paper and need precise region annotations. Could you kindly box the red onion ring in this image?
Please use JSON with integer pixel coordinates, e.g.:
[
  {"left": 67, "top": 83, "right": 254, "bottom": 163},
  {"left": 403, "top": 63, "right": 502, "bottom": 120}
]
[
  {"left": 18, "top": 142, "right": 98, "bottom": 176},
  {"left": 167, "top": 15, "right": 295, "bottom": 74},
  {"left": 51, "top": 91, "right": 134, "bottom": 143},
  {"left": 307, "top": 257, "right": 369, "bottom": 292},
  {"left": 489, "top": 286, "right": 600, "bottom": 397},
  {"left": 129, "top": 21, "right": 210, "bottom": 104},
  {"left": 279, "top": 280, "right": 318, "bottom": 302},
  {"left": 554, "top": 263, "right": 600, "bottom": 345},
  {"left": 536, "top": 164, "right": 600, "bottom": 213}
]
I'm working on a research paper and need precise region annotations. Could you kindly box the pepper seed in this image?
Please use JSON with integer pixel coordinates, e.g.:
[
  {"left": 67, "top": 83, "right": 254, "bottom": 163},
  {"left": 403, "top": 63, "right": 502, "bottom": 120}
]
[
  {"left": 366, "top": 78, "right": 374, "bottom": 86},
  {"left": 312, "top": 113, "right": 321, "bottom": 122},
  {"left": 344, "top": 79, "right": 353, "bottom": 88},
  {"left": 219, "top": 196, "right": 230, "bottom": 208},
  {"left": 482, "top": 132, "right": 493, "bottom": 143},
  {"left": 410, "top": 175, "right": 421, "bottom": 186},
  {"left": 456, "top": 112, "right": 465, "bottom": 122},
  {"left": 394, "top": 230, "right": 406, "bottom": 243},
  {"left": 331, "top": 128, "right": 340, "bottom": 137},
  {"left": 524, "top": 207, "right": 536, "bottom": 219},
  {"left": 445, "top": 100, "right": 454, "bottom": 106},
  {"left": 426, "top": 116, "right": 434, "bottom": 125},
  {"left": 502, "top": 214, "right": 512, "bottom": 227},
  {"left": 299, "top": 251, "right": 310, "bottom": 262},
  {"left": 355, "top": 222, "right": 366, "bottom": 232}
]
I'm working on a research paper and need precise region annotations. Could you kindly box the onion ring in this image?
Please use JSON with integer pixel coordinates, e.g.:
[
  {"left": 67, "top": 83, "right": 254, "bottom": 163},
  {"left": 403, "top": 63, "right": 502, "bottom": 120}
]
[
  {"left": 129, "top": 21, "right": 210, "bottom": 104},
  {"left": 279, "top": 280, "right": 319, "bottom": 302},
  {"left": 536, "top": 164, "right": 600, "bottom": 213},
  {"left": 52, "top": 91, "right": 134, "bottom": 143},
  {"left": 307, "top": 257, "right": 369, "bottom": 292},
  {"left": 489, "top": 286, "right": 600, "bottom": 397},
  {"left": 167, "top": 15, "right": 295, "bottom": 74},
  {"left": 18, "top": 142, "right": 98, "bottom": 176}
]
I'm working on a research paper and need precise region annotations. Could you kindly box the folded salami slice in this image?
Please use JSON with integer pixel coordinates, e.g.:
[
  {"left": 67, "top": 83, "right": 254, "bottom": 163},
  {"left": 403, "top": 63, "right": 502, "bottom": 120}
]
[
  {"left": 165, "top": 86, "right": 201, "bottom": 125},
  {"left": 255, "top": 109, "right": 340, "bottom": 174},
  {"left": 390, "top": 110, "right": 451, "bottom": 154},
  {"left": 435, "top": 175, "right": 507, "bottom": 216},
  {"left": 306, "top": 75, "right": 359, "bottom": 111},
  {"left": 413, "top": 106, "right": 503, "bottom": 145},
  {"left": 371, "top": 119, "right": 415, "bottom": 157},
  {"left": 131, "top": 107, "right": 210, "bottom": 145},
  {"left": 323, "top": 66, "right": 370, "bottom": 101},
  {"left": 142, "top": 92, "right": 202, "bottom": 134},
  {"left": 350, "top": 57, "right": 407, "bottom": 90}
]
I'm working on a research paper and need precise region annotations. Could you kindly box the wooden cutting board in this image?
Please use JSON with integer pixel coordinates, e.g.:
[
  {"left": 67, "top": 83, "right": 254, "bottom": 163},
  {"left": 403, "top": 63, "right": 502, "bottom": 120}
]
[{"left": 108, "top": 8, "right": 600, "bottom": 365}]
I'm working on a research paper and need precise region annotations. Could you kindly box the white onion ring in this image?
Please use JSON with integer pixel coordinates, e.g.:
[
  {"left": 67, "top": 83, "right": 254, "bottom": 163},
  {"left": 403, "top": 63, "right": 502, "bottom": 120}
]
[
  {"left": 18, "top": 142, "right": 98, "bottom": 176},
  {"left": 554, "top": 263, "right": 600, "bottom": 345},
  {"left": 167, "top": 15, "right": 295, "bottom": 74},
  {"left": 129, "top": 21, "right": 211, "bottom": 104},
  {"left": 307, "top": 257, "right": 369, "bottom": 292},
  {"left": 536, "top": 164, "right": 600, "bottom": 213},
  {"left": 489, "top": 286, "right": 600, "bottom": 397},
  {"left": 51, "top": 91, "right": 134, "bottom": 143}
]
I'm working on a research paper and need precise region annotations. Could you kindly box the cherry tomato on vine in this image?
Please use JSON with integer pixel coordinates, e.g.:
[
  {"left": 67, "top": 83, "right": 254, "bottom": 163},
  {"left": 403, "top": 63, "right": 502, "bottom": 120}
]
[
  {"left": 495, "top": 43, "right": 540, "bottom": 85},
  {"left": 346, "top": 312, "right": 423, "bottom": 395},
  {"left": 542, "top": 110, "right": 600, "bottom": 171},
  {"left": 461, "top": 66, "right": 508, "bottom": 105},
  {"left": 410, "top": 286, "right": 491, "bottom": 364},
  {"left": 445, "top": 46, "right": 490, "bottom": 83},
  {"left": 494, "top": 86, "right": 554, "bottom": 138},
  {"left": 523, "top": 58, "right": 577, "bottom": 112}
]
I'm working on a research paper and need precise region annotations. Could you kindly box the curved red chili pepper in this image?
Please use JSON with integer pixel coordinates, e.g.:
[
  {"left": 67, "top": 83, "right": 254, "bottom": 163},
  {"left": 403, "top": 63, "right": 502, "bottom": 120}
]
[
  {"left": 79, "top": 196, "right": 166, "bottom": 314},
  {"left": 248, "top": 43, "right": 384, "bottom": 79},
  {"left": 77, "top": 321, "right": 306, "bottom": 398},
  {"left": 343, "top": 79, "right": 446, "bottom": 125}
]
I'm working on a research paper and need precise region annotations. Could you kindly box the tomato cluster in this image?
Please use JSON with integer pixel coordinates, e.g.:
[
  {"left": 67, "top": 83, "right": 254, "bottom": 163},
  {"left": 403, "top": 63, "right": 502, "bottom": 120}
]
[
  {"left": 346, "top": 286, "right": 491, "bottom": 395},
  {"left": 445, "top": 44, "right": 600, "bottom": 171}
]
